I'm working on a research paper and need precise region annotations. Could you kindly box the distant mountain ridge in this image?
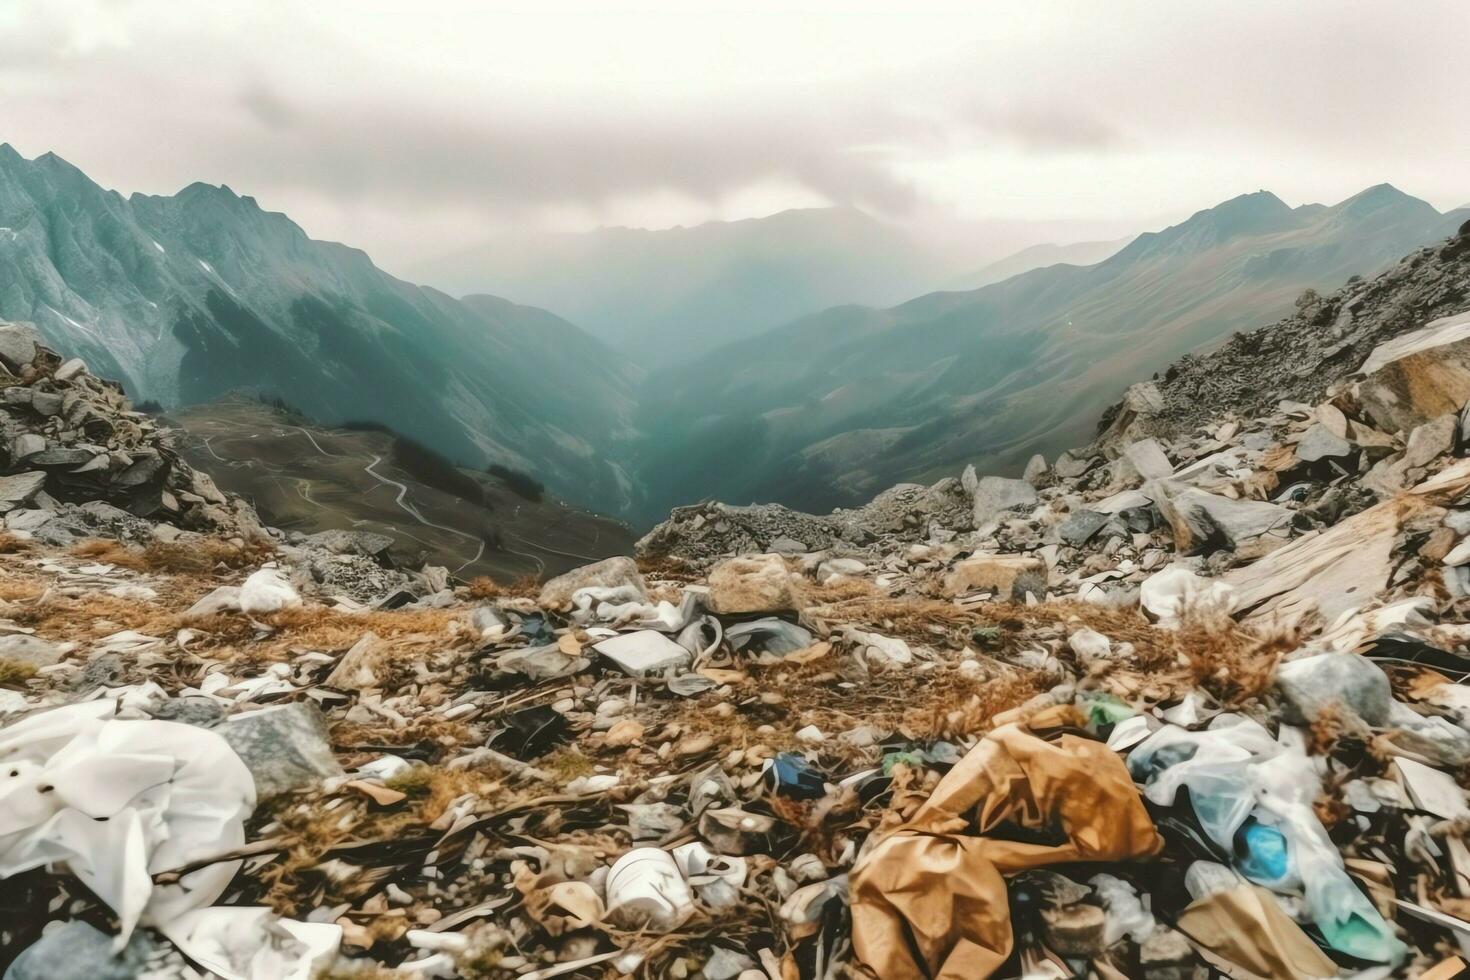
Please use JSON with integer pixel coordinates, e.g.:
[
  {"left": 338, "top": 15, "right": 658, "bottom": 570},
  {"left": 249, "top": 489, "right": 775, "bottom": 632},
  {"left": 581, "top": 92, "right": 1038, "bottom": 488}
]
[
  {"left": 630, "top": 184, "right": 1469, "bottom": 522},
  {"left": 0, "top": 144, "right": 639, "bottom": 513},
  {"left": 946, "top": 236, "right": 1135, "bottom": 292},
  {"left": 413, "top": 206, "right": 957, "bottom": 365},
  {"left": 5, "top": 144, "right": 1465, "bottom": 530}
]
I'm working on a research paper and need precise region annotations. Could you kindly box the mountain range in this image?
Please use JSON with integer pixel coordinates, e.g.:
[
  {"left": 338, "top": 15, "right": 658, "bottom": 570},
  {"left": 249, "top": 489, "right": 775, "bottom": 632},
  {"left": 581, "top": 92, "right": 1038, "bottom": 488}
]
[
  {"left": 630, "top": 185, "right": 1469, "bottom": 521},
  {"left": 3, "top": 144, "right": 1466, "bottom": 528},
  {"left": 413, "top": 206, "right": 952, "bottom": 366},
  {"left": 0, "top": 144, "right": 640, "bottom": 514},
  {"left": 944, "top": 236, "right": 1135, "bottom": 292}
]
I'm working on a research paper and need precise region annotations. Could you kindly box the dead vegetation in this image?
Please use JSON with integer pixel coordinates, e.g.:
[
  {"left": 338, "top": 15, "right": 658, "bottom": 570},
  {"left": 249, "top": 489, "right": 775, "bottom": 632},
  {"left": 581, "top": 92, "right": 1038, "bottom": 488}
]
[
  {"left": 0, "top": 658, "right": 37, "bottom": 685},
  {"left": 464, "top": 574, "right": 540, "bottom": 600},
  {"left": 0, "top": 532, "right": 32, "bottom": 555},
  {"left": 70, "top": 536, "right": 274, "bottom": 574}
]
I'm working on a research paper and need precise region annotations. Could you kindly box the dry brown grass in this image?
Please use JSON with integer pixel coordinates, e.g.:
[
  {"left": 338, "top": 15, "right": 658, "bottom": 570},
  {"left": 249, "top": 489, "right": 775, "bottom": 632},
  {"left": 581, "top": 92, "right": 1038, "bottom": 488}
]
[
  {"left": 0, "top": 532, "right": 32, "bottom": 555},
  {"left": 256, "top": 763, "right": 504, "bottom": 914},
  {"left": 70, "top": 536, "right": 274, "bottom": 574},
  {"left": 330, "top": 716, "right": 474, "bottom": 753},
  {"left": 904, "top": 670, "right": 1054, "bottom": 740},
  {"left": 11, "top": 590, "right": 195, "bottom": 643},
  {"left": 805, "top": 577, "right": 883, "bottom": 604},
  {"left": 636, "top": 553, "right": 701, "bottom": 583},
  {"left": 1172, "top": 612, "right": 1299, "bottom": 706},
  {"left": 803, "top": 597, "right": 984, "bottom": 640},
  {"left": 463, "top": 574, "right": 540, "bottom": 600},
  {"left": 0, "top": 657, "right": 37, "bottom": 685},
  {"left": 383, "top": 764, "right": 504, "bottom": 823}
]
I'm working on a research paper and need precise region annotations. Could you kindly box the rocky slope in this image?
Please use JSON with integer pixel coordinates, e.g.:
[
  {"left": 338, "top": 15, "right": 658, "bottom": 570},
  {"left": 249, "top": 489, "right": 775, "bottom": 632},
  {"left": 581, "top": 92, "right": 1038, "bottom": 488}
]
[
  {"left": 8, "top": 230, "right": 1470, "bottom": 978},
  {"left": 1097, "top": 216, "right": 1470, "bottom": 442},
  {"left": 0, "top": 145, "right": 640, "bottom": 514},
  {"left": 633, "top": 186, "right": 1470, "bottom": 523}
]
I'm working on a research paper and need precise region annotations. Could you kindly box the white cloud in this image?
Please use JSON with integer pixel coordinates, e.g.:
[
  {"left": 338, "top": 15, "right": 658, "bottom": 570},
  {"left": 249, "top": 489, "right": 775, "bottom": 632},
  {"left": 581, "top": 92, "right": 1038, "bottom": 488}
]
[{"left": 2, "top": 0, "right": 1466, "bottom": 271}]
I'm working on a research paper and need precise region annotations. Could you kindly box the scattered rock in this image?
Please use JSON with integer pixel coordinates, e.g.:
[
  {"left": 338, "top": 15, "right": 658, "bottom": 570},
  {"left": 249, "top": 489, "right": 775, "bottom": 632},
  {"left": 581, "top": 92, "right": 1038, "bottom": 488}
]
[
  {"left": 539, "top": 556, "right": 647, "bottom": 608},
  {"left": 967, "top": 472, "right": 1038, "bottom": 526},
  {"left": 942, "top": 554, "right": 1048, "bottom": 600},
  {"left": 214, "top": 702, "right": 344, "bottom": 797},
  {"left": 706, "top": 554, "right": 801, "bottom": 614}
]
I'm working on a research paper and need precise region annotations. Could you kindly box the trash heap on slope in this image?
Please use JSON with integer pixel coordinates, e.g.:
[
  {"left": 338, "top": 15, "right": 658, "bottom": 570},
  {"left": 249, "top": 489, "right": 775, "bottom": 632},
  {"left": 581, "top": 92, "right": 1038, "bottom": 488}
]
[{"left": 9, "top": 307, "right": 1470, "bottom": 977}]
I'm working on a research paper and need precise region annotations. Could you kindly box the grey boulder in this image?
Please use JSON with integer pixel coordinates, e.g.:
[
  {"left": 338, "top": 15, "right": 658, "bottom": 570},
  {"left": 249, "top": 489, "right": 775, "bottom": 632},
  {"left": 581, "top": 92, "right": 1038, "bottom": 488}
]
[
  {"left": 214, "top": 701, "right": 344, "bottom": 797},
  {"left": 966, "top": 471, "right": 1038, "bottom": 526},
  {"left": 1276, "top": 653, "right": 1392, "bottom": 726},
  {"left": 538, "top": 555, "right": 647, "bottom": 608}
]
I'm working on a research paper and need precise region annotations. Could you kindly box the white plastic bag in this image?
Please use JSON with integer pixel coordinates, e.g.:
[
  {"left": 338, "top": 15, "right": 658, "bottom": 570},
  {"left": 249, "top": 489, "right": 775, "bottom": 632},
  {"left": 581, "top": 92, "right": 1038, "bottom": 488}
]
[{"left": 0, "top": 701, "right": 256, "bottom": 944}]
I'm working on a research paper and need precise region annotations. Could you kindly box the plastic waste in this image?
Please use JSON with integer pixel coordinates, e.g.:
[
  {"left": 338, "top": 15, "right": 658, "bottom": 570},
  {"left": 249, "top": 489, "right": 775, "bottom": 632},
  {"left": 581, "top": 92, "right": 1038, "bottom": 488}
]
[
  {"left": 238, "top": 566, "right": 301, "bottom": 615},
  {"left": 1139, "top": 565, "right": 1237, "bottom": 626},
  {"left": 1081, "top": 692, "right": 1136, "bottom": 727},
  {"left": 162, "top": 907, "right": 341, "bottom": 980},
  {"left": 1184, "top": 861, "right": 1244, "bottom": 902},
  {"left": 763, "top": 752, "right": 826, "bottom": 800},
  {"left": 673, "top": 841, "right": 747, "bottom": 909},
  {"left": 490, "top": 705, "right": 571, "bottom": 758},
  {"left": 1127, "top": 715, "right": 1407, "bottom": 965},
  {"left": 1234, "top": 818, "right": 1292, "bottom": 889},
  {"left": 605, "top": 847, "right": 694, "bottom": 932},
  {"left": 1089, "top": 873, "right": 1156, "bottom": 944},
  {"left": 726, "top": 618, "right": 814, "bottom": 657},
  {"left": 0, "top": 700, "right": 256, "bottom": 945}
]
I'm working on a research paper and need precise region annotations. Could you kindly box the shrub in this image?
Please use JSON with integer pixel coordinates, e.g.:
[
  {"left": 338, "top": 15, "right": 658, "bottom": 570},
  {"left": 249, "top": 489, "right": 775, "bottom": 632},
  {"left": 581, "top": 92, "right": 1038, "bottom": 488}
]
[
  {"left": 486, "top": 463, "right": 544, "bottom": 502},
  {"left": 390, "top": 436, "right": 487, "bottom": 506}
]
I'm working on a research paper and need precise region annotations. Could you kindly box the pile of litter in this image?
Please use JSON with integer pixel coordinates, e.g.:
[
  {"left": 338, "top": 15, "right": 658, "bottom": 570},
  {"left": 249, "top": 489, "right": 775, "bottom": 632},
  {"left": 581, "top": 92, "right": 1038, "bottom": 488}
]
[{"left": 7, "top": 264, "right": 1470, "bottom": 978}]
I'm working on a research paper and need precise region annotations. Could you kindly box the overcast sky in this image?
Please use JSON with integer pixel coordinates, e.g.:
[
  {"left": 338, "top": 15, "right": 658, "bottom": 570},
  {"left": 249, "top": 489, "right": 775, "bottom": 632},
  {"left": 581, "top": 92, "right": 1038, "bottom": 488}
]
[{"left": 2, "top": 0, "right": 1467, "bottom": 272}]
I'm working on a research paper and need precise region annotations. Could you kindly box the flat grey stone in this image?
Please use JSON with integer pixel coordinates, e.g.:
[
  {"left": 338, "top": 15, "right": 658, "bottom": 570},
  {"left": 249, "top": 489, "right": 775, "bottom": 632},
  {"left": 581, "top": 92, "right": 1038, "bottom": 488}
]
[
  {"left": 1404, "top": 414, "right": 1457, "bottom": 469},
  {"left": 151, "top": 696, "right": 228, "bottom": 727},
  {"left": 0, "top": 471, "right": 46, "bottom": 507},
  {"left": 1117, "top": 438, "right": 1173, "bottom": 481},
  {"left": 1276, "top": 653, "right": 1392, "bottom": 726},
  {"left": 1296, "top": 424, "right": 1353, "bottom": 462},
  {"left": 4, "top": 920, "right": 161, "bottom": 980},
  {"left": 215, "top": 702, "right": 344, "bottom": 797},
  {"left": 1149, "top": 480, "right": 1293, "bottom": 553},
  {"left": 1057, "top": 509, "right": 1109, "bottom": 546},
  {"left": 1052, "top": 451, "right": 1098, "bottom": 479},
  {"left": 8, "top": 436, "right": 44, "bottom": 463},
  {"left": 54, "top": 358, "right": 88, "bottom": 381},
  {"left": 305, "top": 528, "right": 395, "bottom": 559},
  {"left": 28, "top": 391, "right": 62, "bottom": 416},
  {"left": 970, "top": 475, "right": 1038, "bottom": 526},
  {"left": 27, "top": 447, "right": 95, "bottom": 467},
  {"left": 0, "top": 321, "right": 43, "bottom": 373},
  {"left": 1023, "top": 454, "right": 1049, "bottom": 485},
  {"left": 0, "top": 633, "right": 63, "bottom": 668},
  {"left": 5, "top": 508, "right": 52, "bottom": 532}
]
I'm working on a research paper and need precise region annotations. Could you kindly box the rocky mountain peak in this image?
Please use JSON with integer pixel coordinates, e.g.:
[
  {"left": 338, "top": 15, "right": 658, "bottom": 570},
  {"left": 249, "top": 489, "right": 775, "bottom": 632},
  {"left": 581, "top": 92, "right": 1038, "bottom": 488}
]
[{"left": 1117, "top": 189, "right": 1298, "bottom": 261}]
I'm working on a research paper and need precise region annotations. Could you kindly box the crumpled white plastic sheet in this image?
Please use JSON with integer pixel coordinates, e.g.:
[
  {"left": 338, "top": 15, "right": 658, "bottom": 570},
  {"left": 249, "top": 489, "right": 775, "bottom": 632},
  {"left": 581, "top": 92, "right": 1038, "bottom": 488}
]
[
  {"left": 1139, "top": 564, "right": 1237, "bottom": 627},
  {"left": 569, "top": 584, "right": 698, "bottom": 632},
  {"left": 164, "top": 906, "right": 341, "bottom": 980},
  {"left": 0, "top": 700, "right": 256, "bottom": 945},
  {"left": 239, "top": 566, "right": 301, "bottom": 615}
]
